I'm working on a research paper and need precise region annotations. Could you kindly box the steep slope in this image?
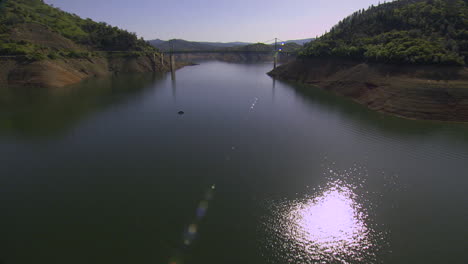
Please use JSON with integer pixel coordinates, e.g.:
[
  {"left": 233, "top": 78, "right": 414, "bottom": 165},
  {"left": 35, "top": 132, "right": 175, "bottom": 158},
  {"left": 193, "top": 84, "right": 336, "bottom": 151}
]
[
  {"left": 301, "top": 0, "right": 468, "bottom": 65},
  {"left": 0, "top": 0, "right": 170, "bottom": 87},
  {"left": 270, "top": 0, "right": 468, "bottom": 122}
]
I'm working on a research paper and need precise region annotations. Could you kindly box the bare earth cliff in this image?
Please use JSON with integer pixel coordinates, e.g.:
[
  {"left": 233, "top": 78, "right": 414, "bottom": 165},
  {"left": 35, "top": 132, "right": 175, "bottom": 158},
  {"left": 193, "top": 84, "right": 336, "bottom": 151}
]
[
  {"left": 269, "top": 58, "right": 468, "bottom": 122},
  {"left": 0, "top": 55, "right": 171, "bottom": 88}
]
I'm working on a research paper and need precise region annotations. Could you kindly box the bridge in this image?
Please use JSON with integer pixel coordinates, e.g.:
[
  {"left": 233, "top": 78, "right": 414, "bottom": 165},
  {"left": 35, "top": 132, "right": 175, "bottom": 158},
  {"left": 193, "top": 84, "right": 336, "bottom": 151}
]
[
  {"left": 170, "top": 50, "right": 297, "bottom": 55},
  {"left": 0, "top": 38, "right": 295, "bottom": 72},
  {"left": 167, "top": 38, "right": 297, "bottom": 53},
  {"left": 166, "top": 38, "right": 298, "bottom": 69}
]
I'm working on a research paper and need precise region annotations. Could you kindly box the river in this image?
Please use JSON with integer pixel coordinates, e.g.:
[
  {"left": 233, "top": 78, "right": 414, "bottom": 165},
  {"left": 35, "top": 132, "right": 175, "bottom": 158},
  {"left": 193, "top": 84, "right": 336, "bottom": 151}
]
[{"left": 0, "top": 61, "right": 467, "bottom": 264}]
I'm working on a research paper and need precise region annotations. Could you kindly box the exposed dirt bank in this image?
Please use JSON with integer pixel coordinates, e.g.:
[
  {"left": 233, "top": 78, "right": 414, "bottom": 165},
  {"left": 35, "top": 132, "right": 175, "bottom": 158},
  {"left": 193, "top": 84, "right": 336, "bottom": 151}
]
[
  {"left": 268, "top": 58, "right": 468, "bottom": 122},
  {"left": 0, "top": 55, "right": 186, "bottom": 88}
]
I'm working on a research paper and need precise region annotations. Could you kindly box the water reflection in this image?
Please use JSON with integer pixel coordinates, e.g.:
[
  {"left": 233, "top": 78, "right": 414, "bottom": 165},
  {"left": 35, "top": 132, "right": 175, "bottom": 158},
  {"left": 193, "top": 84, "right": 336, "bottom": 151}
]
[
  {"left": 171, "top": 71, "right": 177, "bottom": 102},
  {"left": 264, "top": 174, "right": 384, "bottom": 264},
  {"left": 281, "top": 78, "right": 468, "bottom": 141},
  {"left": 272, "top": 77, "right": 276, "bottom": 100},
  {"left": 0, "top": 74, "right": 162, "bottom": 138}
]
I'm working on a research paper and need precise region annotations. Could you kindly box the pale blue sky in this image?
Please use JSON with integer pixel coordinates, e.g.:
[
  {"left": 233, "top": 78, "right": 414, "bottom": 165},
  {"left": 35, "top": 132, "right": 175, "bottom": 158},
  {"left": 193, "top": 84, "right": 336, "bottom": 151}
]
[{"left": 45, "top": 0, "right": 388, "bottom": 42}]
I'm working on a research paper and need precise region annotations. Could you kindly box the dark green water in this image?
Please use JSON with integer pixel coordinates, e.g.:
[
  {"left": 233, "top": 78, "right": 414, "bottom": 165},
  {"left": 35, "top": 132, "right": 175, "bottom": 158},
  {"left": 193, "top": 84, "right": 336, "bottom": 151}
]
[{"left": 0, "top": 61, "right": 467, "bottom": 264}]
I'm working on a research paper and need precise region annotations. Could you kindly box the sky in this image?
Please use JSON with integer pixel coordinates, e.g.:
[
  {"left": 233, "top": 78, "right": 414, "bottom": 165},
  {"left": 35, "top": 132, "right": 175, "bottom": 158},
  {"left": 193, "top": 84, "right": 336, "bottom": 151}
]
[{"left": 45, "top": 0, "right": 387, "bottom": 43}]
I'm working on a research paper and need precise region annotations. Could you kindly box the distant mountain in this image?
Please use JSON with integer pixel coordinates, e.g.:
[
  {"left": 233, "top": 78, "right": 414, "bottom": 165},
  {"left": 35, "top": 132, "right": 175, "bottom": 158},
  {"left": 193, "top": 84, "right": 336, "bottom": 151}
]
[
  {"left": 148, "top": 39, "right": 251, "bottom": 52},
  {"left": 198, "top": 41, "right": 252, "bottom": 48},
  {"left": 284, "top": 38, "right": 315, "bottom": 45},
  {"left": 148, "top": 38, "right": 307, "bottom": 52},
  {"left": 228, "top": 43, "right": 273, "bottom": 52},
  {"left": 148, "top": 39, "right": 166, "bottom": 46},
  {"left": 147, "top": 39, "right": 214, "bottom": 51},
  {"left": 228, "top": 42, "right": 303, "bottom": 53}
]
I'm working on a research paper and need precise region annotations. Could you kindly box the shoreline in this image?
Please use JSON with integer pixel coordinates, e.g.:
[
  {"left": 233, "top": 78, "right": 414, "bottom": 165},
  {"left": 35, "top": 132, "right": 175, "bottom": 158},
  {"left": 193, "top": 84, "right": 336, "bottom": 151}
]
[
  {"left": 268, "top": 58, "right": 468, "bottom": 122},
  {"left": 0, "top": 55, "right": 191, "bottom": 88}
]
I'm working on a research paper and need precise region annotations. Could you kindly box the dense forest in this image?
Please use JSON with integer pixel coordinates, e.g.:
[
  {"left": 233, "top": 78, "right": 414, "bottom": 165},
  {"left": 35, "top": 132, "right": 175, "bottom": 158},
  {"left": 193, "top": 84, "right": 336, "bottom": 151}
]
[
  {"left": 301, "top": 0, "right": 468, "bottom": 66},
  {"left": 0, "top": 0, "right": 158, "bottom": 60}
]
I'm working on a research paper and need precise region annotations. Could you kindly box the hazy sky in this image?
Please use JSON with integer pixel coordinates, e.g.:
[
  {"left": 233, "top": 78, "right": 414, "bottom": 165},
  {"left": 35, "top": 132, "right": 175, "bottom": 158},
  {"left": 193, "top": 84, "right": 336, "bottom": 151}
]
[{"left": 45, "top": 0, "right": 387, "bottom": 42}]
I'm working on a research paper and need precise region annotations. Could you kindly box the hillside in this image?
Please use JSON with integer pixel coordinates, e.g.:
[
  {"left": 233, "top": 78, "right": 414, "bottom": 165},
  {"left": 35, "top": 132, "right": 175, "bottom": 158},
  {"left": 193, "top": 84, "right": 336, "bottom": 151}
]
[
  {"left": 0, "top": 0, "right": 170, "bottom": 87},
  {"left": 0, "top": 0, "right": 160, "bottom": 59},
  {"left": 270, "top": 0, "right": 468, "bottom": 122},
  {"left": 0, "top": 0, "right": 312, "bottom": 57},
  {"left": 301, "top": 0, "right": 468, "bottom": 66}
]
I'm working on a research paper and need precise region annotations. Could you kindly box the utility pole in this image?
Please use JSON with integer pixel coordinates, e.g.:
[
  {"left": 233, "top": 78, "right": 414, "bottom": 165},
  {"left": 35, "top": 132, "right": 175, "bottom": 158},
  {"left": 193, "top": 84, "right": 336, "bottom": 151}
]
[{"left": 274, "top": 38, "right": 278, "bottom": 69}]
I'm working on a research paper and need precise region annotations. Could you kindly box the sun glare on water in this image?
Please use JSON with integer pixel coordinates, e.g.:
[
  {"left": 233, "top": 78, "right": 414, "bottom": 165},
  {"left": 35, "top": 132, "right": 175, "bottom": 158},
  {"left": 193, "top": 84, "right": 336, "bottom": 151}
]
[
  {"left": 263, "top": 177, "right": 383, "bottom": 264},
  {"left": 287, "top": 184, "right": 371, "bottom": 262}
]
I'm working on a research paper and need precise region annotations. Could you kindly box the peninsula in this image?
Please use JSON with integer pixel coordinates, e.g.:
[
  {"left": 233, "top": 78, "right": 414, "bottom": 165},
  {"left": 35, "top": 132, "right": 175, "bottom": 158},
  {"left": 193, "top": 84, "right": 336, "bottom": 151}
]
[{"left": 269, "top": 0, "right": 468, "bottom": 122}]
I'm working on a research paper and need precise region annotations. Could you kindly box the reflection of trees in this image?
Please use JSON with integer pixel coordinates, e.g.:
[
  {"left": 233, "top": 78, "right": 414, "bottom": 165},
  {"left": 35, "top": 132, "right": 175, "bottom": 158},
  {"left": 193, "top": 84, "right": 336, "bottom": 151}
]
[
  {"left": 0, "top": 74, "right": 164, "bottom": 138},
  {"left": 279, "top": 78, "right": 468, "bottom": 141}
]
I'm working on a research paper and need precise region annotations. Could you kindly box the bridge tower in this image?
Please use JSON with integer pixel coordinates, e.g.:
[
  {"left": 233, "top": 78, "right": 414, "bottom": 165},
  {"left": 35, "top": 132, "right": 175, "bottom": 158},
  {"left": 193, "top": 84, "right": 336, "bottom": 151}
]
[{"left": 274, "top": 38, "right": 278, "bottom": 69}]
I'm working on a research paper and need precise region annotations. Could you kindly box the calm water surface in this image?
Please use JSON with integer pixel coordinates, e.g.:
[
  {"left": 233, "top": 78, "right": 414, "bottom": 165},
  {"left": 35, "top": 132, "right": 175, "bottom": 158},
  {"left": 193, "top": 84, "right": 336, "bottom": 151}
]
[{"left": 0, "top": 61, "right": 467, "bottom": 264}]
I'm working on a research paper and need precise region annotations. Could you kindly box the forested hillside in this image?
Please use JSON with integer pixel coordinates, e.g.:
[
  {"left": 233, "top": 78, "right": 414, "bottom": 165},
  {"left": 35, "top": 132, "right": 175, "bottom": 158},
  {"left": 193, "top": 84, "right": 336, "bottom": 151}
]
[
  {"left": 301, "top": 0, "right": 468, "bottom": 65},
  {"left": 0, "top": 0, "right": 157, "bottom": 60}
]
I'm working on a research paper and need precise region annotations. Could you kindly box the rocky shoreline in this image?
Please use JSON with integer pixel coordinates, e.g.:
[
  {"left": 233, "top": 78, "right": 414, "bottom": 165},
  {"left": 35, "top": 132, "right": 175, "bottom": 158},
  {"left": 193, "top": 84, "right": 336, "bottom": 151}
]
[
  {"left": 268, "top": 58, "right": 468, "bottom": 122},
  {"left": 0, "top": 54, "right": 190, "bottom": 88}
]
